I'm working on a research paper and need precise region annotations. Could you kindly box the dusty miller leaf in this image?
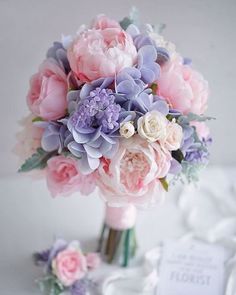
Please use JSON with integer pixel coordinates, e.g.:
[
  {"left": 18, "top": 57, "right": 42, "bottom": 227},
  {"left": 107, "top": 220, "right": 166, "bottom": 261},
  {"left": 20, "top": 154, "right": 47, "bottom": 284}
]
[
  {"left": 178, "top": 113, "right": 215, "bottom": 125},
  {"left": 120, "top": 6, "right": 140, "bottom": 30},
  {"left": 37, "top": 276, "right": 63, "bottom": 295},
  {"left": 18, "top": 148, "right": 56, "bottom": 172}
]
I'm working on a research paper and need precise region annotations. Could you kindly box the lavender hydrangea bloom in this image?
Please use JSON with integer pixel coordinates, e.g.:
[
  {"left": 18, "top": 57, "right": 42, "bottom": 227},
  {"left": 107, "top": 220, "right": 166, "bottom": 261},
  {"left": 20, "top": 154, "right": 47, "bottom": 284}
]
[
  {"left": 41, "top": 121, "right": 71, "bottom": 153},
  {"left": 133, "top": 32, "right": 155, "bottom": 50},
  {"left": 156, "top": 47, "right": 170, "bottom": 65},
  {"left": 180, "top": 123, "right": 211, "bottom": 165},
  {"left": 183, "top": 57, "right": 192, "bottom": 65},
  {"left": 67, "top": 86, "right": 123, "bottom": 174},
  {"left": 115, "top": 67, "right": 169, "bottom": 116},
  {"left": 47, "top": 41, "right": 71, "bottom": 74},
  {"left": 137, "top": 44, "right": 160, "bottom": 84},
  {"left": 70, "top": 279, "right": 88, "bottom": 295},
  {"left": 33, "top": 239, "right": 68, "bottom": 272},
  {"left": 185, "top": 137, "right": 211, "bottom": 164},
  {"left": 169, "top": 159, "right": 182, "bottom": 175},
  {"left": 127, "top": 24, "right": 169, "bottom": 69},
  {"left": 180, "top": 125, "right": 196, "bottom": 154},
  {"left": 33, "top": 249, "right": 50, "bottom": 266},
  {"left": 115, "top": 67, "right": 150, "bottom": 111}
]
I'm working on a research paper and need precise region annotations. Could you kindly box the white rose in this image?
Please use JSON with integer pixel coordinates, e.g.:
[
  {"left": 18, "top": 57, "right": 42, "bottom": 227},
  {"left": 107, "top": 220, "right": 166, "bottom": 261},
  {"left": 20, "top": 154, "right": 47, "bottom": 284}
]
[
  {"left": 137, "top": 111, "right": 168, "bottom": 142},
  {"left": 164, "top": 122, "right": 183, "bottom": 151},
  {"left": 119, "top": 121, "right": 135, "bottom": 138}
]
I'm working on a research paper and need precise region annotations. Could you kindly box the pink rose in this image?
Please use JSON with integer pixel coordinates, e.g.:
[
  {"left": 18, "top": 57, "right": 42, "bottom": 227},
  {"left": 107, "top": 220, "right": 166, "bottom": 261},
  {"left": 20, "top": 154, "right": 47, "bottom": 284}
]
[
  {"left": 86, "top": 253, "right": 101, "bottom": 270},
  {"left": 97, "top": 136, "right": 169, "bottom": 206},
  {"left": 158, "top": 56, "right": 209, "bottom": 115},
  {"left": 27, "top": 60, "right": 67, "bottom": 120},
  {"left": 67, "top": 24, "right": 137, "bottom": 82},
  {"left": 46, "top": 155, "right": 96, "bottom": 197},
  {"left": 52, "top": 242, "right": 87, "bottom": 286},
  {"left": 91, "top": 14, "right": 121, "bottom": 30},
  {"left": 163, "top": 121, "right": 183, "bottom": 151},
  {"left": 191, "top": 121, "right": 210, "bottom": 140}
]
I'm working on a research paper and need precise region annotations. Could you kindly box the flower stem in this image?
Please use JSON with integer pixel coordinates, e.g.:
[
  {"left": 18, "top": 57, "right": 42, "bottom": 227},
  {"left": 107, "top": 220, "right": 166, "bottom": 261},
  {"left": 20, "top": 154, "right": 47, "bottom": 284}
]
[
  {"left": 98, "top": 223, "right": 137, "bottom": 266},
  {"left": 123, "top": 229, "right": 131, "bottom": 267},
  {"left": 97, "top": 223, "right": 106, "bottom": 252}
]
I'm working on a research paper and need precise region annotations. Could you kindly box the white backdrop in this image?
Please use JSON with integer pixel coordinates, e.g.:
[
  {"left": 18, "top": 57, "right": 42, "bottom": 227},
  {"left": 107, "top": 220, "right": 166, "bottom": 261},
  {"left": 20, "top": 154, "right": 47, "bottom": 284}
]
[{"left": 0, "top": 0, "right": 235, "bottom": 177}]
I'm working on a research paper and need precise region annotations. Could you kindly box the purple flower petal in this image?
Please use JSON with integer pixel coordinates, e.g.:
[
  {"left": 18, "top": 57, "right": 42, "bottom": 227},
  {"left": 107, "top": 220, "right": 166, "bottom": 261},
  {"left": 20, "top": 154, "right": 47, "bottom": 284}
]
[
  {"left": 87, "top": 155, "right": 100, "bottom": 170},
  {"left": 138, "top": 45, "right": 157, "bottom": 65},
  {"left": 72, "top": 129, "right": 92, "bottom": 144},
  {"left": 41, "top": 134, "right": 60, "bottom": 152},
  {"left": 150, "top": 100, "right": 169, "bottom": 116},
  {"left": 126, "top": 24, "right": 140, "bottom": 38},
  {"left": 77, "top": 155, "right": 95, "bottom": 175},
  {"left": 169, "top": 158, "right": 182, "bottom": 174},
  {"left": 84, "top": 144, "right": 102, "bottom": 158}
]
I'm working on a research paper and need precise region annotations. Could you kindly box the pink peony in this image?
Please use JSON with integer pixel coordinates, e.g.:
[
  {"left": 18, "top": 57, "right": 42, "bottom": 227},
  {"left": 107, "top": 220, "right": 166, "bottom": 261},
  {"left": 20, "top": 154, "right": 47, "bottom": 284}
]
[
  {"left": 191, "top": 121, "right": 210, "bottom": 140},
  {"left": 67, "top": 21, "right": 137, "bottom": 82},
  {"left": 46, "top": 155, "right": 96, "bottom": 197},
  {"left": 97, "top": 136, "right": 169, "bottom": 206},
  {"left": 52, "top": 242, "right": 87, "bottom": 286},
  {"left": 86, "top": 253, "right": 101, "bottom": 270},
  {"left": 14, "top": 114, "right": 43, "bottom": 161},
  {"left": 27, "top": 59, "right": 67, "bottom": 120},
  {"left": 158, "top": 56, "right": 209, "bottom": 115},
  {"left": 91, "top": 14, "right": 121, "bottom": 30}
]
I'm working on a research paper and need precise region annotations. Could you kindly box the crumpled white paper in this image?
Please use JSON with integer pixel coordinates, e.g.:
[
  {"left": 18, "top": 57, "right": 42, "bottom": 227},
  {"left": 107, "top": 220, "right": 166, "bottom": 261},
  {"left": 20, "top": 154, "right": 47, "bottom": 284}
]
[
  {"left": 90, "top": 235, "right": 236, "bottom": 295},
  {"left": 88, "top": 167, "right": 236, "bottom": 295},
  {"left": 177, "top": 167, "right": 236, "bottom": 295},
  {"left": 178, "top": 167, "right": 236, "bottom": 245}
]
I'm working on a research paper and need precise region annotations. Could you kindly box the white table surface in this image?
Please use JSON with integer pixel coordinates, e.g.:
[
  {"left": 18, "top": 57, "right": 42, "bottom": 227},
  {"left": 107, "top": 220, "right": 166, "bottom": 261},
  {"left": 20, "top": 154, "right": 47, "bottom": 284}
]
[{"left": 0, "top": 166, "right": 235, "bottom": 294}]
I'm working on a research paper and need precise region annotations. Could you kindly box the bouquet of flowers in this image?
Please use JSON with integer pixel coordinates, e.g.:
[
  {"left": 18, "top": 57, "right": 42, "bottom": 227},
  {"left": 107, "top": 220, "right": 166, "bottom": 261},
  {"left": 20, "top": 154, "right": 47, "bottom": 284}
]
[
  {"left": 33, "top": 239, "right": 100, "bottom": 295},
  {"left": 17, "top": 11, "right": 212, "bottom": 266}
]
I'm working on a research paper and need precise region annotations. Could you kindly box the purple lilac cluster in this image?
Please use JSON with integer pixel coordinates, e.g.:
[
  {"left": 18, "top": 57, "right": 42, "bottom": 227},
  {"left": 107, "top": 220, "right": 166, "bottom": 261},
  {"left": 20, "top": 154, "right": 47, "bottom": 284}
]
[{"left": 70, "top": 88, "right": 120, "bottom": 133}]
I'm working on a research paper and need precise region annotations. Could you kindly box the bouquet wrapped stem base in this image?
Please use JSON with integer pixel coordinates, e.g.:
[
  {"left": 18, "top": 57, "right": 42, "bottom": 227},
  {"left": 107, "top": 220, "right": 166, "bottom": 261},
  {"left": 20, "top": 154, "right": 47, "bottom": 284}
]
[{"left": 98, "top": 205, "right": 137, "bottom": 267}]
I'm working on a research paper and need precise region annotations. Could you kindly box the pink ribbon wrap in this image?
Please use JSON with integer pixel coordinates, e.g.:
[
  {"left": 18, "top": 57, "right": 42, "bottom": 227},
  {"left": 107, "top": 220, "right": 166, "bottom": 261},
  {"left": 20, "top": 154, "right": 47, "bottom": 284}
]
[{"left": 105, "top": 204, "right": 137, "bottom": 230}]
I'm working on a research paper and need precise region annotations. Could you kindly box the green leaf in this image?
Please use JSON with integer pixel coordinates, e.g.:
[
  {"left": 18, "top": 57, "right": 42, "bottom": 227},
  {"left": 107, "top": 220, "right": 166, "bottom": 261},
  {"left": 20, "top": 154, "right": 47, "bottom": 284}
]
[
  {"left": 160, "top": 178, "right": 169, "bottom": 192},
  {"left": 32, "top": 117, "right": 43, "bottom": 122},
  {"left": 166, "top": 114, "right": 174, "bottom": 121},
  {"left": 150, "top": 83, "right": 158, "bottom": 95},
  {"left": 37, "top": 276, "right": 63, "bottom": 295},
  {"left": 172, "top": 149, "right": 184, "bottom": 163},
  {"left": 119, "top": 6, "right": 139, "bottom": 30},
  {"left": 120, "top": 17, "right": 133, "bottom": 30},
  {"left": 18, "top": 148, "right": 55, "bottom": 172}
]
